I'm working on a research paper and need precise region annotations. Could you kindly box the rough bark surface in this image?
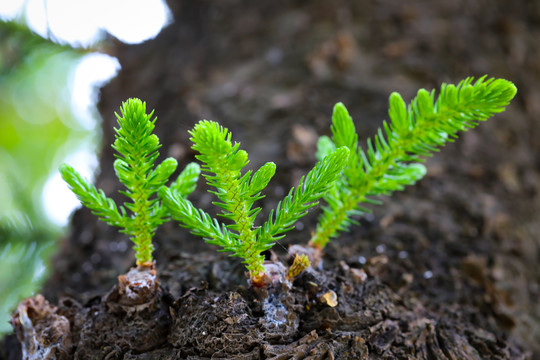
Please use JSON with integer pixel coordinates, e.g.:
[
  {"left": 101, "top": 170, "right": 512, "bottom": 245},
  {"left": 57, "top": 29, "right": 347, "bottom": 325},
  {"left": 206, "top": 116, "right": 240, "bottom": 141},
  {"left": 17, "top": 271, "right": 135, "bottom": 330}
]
[{"left": 3, "top": 0, "right": 540, "bottom": 359}]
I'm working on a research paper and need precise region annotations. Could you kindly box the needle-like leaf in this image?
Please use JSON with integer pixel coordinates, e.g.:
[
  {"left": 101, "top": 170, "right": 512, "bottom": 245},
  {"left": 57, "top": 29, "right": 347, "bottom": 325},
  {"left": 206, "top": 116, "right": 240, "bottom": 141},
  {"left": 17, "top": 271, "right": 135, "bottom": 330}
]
[
  {"left": 60, "top": 98, "right": 200, "bottom": 267},
  {"left": 161, "top": 120, "right": 349, "bottom": 283},
  {"left": 310, "top": 76, "right": 517, "bottom": 249}
]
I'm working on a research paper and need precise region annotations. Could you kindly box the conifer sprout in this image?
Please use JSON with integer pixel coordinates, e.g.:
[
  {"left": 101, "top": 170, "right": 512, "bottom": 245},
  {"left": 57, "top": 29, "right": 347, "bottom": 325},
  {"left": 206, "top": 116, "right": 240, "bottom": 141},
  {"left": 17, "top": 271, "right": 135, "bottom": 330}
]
[
  {"left": 309, "top": 76, "right": 517, "bottom": 257},
  {"left": 60, "top": 98, "right": 200, "bottom": 271},
  {"left": 159, "top": 120, "right": 350, "bottom": 286}
]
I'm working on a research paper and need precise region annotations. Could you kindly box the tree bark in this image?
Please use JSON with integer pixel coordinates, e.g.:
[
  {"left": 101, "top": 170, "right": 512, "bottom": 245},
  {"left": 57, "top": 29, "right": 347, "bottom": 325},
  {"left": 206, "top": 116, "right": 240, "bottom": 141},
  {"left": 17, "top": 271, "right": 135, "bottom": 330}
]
[{"left": 5, "top": 0, "right": 540, "bottom": 358}]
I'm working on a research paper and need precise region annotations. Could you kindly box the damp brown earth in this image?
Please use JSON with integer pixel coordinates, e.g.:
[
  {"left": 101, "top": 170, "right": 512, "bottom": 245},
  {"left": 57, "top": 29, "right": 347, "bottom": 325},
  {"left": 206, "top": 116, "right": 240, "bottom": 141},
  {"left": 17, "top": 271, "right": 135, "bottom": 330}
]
[{"left": 2, "top": 1, "right": 540, "bottom": 359}]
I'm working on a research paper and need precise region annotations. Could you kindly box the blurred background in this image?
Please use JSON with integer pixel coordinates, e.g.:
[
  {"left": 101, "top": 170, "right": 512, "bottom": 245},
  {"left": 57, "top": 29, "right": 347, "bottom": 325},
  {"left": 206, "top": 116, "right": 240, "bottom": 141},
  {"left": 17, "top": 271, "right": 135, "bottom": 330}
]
[
  {"left": 0, "top": 0, "right": 170, "bottom": 334},
  {"left": 2, "top": 1, "right": 539, "bottom": 356}
]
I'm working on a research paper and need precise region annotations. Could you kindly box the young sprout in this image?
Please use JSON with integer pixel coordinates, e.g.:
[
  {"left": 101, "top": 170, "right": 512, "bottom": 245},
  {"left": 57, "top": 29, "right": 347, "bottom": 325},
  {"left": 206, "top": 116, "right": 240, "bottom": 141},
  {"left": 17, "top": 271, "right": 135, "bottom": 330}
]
[
  {"left": 310, "top": 76, "right": 517, "bottom": 254},
  {"left": 60, "top": 98, "right": 200, "bottom": 270},
  {"left": 159, "top": 120, "right": 349, "bottom": 286}
]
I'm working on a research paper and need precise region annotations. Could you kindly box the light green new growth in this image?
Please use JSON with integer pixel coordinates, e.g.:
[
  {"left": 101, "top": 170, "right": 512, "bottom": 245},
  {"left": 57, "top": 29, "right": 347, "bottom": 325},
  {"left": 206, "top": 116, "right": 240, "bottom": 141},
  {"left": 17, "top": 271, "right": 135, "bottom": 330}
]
[
  {"left": 159, "top": 120, "right": 349, "bottom": 284},
  {"left": 59, "top": 98, "right": 200, "bottom": 267},
  {"left": 310, "top": 76, "right": 517, "bottom": 249}
]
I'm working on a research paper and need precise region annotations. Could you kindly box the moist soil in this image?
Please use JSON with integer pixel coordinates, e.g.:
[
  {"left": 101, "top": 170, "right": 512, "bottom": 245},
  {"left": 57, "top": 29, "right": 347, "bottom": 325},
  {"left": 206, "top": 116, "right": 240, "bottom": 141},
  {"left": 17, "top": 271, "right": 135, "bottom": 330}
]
[{"left": 3, "top": 1, "right": 540, "bottom": 359}]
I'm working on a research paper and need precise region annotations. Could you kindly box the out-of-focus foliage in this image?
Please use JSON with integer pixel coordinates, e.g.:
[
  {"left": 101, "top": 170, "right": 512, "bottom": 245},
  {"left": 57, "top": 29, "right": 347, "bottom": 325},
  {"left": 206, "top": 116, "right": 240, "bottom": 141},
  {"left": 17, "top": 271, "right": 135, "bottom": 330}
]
[
  {"left": 0, "top": 217, "right": 52, "bottom": 333},
  {"left": 0, "top": 20, "right": 90, "bottom": 334}
]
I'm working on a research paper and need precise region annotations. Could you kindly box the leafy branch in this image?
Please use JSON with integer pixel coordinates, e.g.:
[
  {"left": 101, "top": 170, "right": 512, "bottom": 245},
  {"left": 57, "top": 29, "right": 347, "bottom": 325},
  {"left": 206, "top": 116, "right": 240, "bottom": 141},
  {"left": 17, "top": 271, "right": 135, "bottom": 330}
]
[
  {"left": 160, "top": 120, "right": 349, "bottom": 285},
  {"left": 310, "top": 76, "right": 517, "bottom": 249},
  {"left": 58, "top": 76, "right": 516, "bottom": 287},
  {"left": 60, "top": 98, "right": 200, "bottom": 267}
]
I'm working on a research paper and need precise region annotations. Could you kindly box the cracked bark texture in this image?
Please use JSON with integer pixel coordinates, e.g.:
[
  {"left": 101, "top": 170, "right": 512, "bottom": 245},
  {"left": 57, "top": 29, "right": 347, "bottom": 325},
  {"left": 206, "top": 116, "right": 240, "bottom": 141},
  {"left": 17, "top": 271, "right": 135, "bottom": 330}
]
[{"left": 4, "top": 0, "right": 540, "bottom": 358}]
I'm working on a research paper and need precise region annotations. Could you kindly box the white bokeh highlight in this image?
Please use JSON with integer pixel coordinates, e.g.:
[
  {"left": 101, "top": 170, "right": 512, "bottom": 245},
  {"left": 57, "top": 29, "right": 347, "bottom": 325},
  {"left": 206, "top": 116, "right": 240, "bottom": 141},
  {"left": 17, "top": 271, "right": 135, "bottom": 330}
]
[
  {"left": 42, "top": 149, "right": 99, "bottom": 226},
  {"left": 1, "top": 0, "right": 170, "bottom": 225},
  {"left": 0, "top": 0, "right": 25, "bottom": 20},
  {"left": 101, "top": 0, "right": 171, "bottom": 44},
  {"left": 71, "top": 53, "right": 121, "bottom": 131},
  {"left": 2, "top": 0, "right": 171, "bottom": 47}
]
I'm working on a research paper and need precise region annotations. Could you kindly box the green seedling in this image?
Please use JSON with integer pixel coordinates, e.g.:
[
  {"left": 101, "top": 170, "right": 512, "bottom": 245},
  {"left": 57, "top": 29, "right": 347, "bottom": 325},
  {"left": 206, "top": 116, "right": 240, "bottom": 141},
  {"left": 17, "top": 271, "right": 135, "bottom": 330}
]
[
  {"left": 309, "top": 76, "right": 517, "bottom": 254},
  {"left": 58, "top": 76, "right": 516, "bottom": 289},
  {"left": 60, "top": 98, "right": 200, "bottom": 269},
  {"left": 159, "top": 120, "right": 349, "bottom": 286}
]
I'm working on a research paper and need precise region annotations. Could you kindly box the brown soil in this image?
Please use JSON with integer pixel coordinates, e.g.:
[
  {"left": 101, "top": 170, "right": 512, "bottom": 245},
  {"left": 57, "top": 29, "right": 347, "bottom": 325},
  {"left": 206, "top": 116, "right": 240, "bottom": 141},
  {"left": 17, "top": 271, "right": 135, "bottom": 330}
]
[{"left": 3, "top": 0, "right": 540, "bottom": 359}]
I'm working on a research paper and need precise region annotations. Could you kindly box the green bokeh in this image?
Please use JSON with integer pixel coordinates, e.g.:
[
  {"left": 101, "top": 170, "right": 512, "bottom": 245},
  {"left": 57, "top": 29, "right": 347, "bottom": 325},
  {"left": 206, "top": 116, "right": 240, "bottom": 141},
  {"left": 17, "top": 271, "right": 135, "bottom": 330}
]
[{"left": 0, "top": 21, "right": 95, "bottom": 334}]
